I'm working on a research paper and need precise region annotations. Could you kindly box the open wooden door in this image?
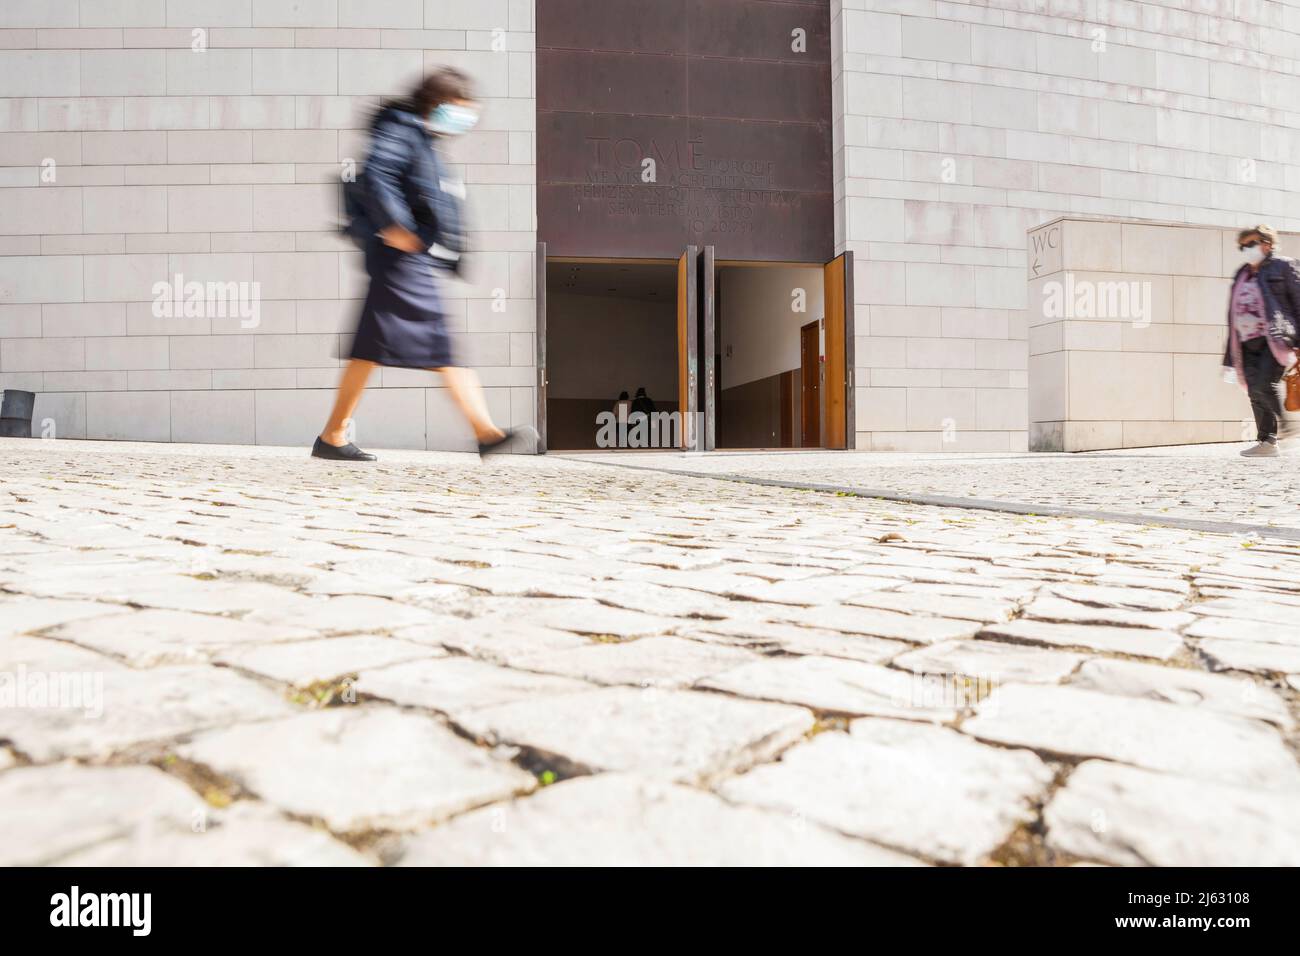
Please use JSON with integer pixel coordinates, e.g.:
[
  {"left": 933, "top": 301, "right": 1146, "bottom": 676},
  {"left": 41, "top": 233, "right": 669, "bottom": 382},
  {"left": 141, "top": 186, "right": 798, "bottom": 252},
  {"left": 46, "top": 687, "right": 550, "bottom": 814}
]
[
  {"left": 700, "top": 245, "right": 716, "bottom": 451},
  {"left": 535, "top": 241, "right": 548, "bottom": 454},
  {"left": 823, "top": 251, "right": 855, "bottom": 449},
  {"left": 677, "top": 246, "right": 699, "bottom": 450}
]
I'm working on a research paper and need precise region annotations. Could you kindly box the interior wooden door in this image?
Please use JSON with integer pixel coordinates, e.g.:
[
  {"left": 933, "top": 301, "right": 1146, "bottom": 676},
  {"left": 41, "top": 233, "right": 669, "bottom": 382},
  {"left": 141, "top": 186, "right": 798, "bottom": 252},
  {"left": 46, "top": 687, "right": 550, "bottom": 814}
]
[
  {"left": 677, "top": 246, "right": 699, "bottom": 450},
  {"left": 800, "top": 319, "right": 821, "bottom": 447},
  {"left": 823, "top": 251, "right": 854, "bottom": 449}
]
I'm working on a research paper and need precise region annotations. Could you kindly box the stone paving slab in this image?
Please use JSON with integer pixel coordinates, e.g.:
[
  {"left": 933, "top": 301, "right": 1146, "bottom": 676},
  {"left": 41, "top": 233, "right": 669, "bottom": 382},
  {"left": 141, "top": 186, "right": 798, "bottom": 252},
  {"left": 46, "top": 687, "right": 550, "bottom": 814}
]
[
  {"left": 0, "top": 634, "right": 128, "bottom": 673},
  {"left": 1045, "top": 583, "right": 1188, "bottom": 612},
  {"left": 179, "top": 708, "right": 537, "bottom": 833},
  {"left": 1044, "top": 760, "right": 1300, "bottom": 866},
  {"left": 398, "top": 773, "right": 923, "bottom": 866},
  {"left": 679, "top": 619, "right": 909, "bottom": 664},
  {"left": 1185, "top": 614, "right": 1300, "bottom": 647},
  {"left": 479, "top": 599, "right": 688, "bottom": 639},
  {"left": 766, "top": 604, "right": 982, "bottom": 644},
  {"left": 215, "top": 636, "right": 444, "bottom": 687},
  {"left": 1068, "top": 657, "right": 1293, "bottom": 729},
  {"left": 963, "top": 683, "right": 1300, "bottom": 791},
  {"left": 394, "top": 619, "right": 591, "bottom": 665},
  {"left": 846, "top": 591, "right": 1020, "bottom": 623},
  {"left": 1189, "top": 597, "right": 1300, "bottom": 628},
  {"left": 44, "top": 607, "right": 315, "bottom": 667},
  {"left": 718, "top": 719, "right": 1052, "bottom": 865},
  {"left": 892, "top": 638, "right": 1086, "bottom": 685},
  {"left": 1197, "top": 638, "right": 1300, "bottom": 675},
  {"left": 0, "top": 665, "right": 294, "bottom": 762},
  {"left": 3, "top": 438, "right": 1300, "bottom": 865},
  {"left": 55, "top": 802, "right": 374, "bottom": 867},
  {"left": 0, "top": 597, "right": 131, "bottom": 639},
  {"left": 510, "top": 635, "right": 759, "bottom": 688},
  {"left": 698, "top": 655, "right": 959, "bottom": 722},
  {"left": 244, "top": 594, "right": 443, "bottom": 634},
  {"left": 354, "top": 656, "right": 594, "bottom": 716},
  {"left": 979, "top": 619, "right": 1183, "bottom": 660},
  {"left": 120, "top": 580, "right": 325, "bottom": 617},
  {"left": 1020, "top": 595, "right": 1195, "bottom": 631},
  {"left": 455, "top": 686, "right": 815, "bottom": 785},
  {"left": 0, "top": 763, "right": 207, "bottom": 866}
]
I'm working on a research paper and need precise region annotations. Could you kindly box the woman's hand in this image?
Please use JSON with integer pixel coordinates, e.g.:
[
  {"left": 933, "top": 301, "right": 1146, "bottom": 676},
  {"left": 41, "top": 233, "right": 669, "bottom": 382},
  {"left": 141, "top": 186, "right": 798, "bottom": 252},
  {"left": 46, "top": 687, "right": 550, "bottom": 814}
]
[{"left": 379, "top": 225, "right": 425, "bottom": 253}]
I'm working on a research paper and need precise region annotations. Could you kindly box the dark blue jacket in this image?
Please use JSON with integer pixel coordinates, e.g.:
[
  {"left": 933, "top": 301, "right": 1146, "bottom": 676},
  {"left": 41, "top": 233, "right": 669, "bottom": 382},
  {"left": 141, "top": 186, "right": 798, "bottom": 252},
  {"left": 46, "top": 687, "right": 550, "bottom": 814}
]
[
  {"left": 362, "top": 105, "right": 465, "bottom": 257},
  {"left": 1222, "top": 253, "right": 1300, "bottom": 367}
]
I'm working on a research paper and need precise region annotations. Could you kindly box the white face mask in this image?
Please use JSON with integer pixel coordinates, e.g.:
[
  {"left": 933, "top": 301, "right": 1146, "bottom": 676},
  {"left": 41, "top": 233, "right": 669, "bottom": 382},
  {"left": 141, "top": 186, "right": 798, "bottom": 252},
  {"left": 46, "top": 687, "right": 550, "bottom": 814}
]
[
  {"left": 1242, "top": 244, "right": 1267, "bottom": 265},
  {"left": 428, "top": 103, "right": 479, "bottom": 136}
]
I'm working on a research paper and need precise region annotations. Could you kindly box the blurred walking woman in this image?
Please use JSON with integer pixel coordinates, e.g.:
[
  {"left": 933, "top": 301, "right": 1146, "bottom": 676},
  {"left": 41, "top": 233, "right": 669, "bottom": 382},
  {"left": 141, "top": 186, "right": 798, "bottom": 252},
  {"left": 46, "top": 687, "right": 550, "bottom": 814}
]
[
  {"left": 313, "top": 68, "right": 522, "bottom": 462},
  {"left": 1223, "top": 224, "right": 1300, "bottom": 458}
]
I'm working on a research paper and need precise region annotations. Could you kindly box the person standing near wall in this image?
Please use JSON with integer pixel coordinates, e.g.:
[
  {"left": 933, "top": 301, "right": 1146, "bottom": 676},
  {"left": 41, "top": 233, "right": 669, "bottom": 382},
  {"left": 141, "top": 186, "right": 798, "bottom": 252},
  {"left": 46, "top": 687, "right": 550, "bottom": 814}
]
[
  {"left": 314, "top": 68, "right": 527, "bottom": 462},
  {"left": 1223, "top": 225, "right": 1300, "bottom": 458},
  {"left": 631, "top": 387, "right": 656, "bottom": 417}
]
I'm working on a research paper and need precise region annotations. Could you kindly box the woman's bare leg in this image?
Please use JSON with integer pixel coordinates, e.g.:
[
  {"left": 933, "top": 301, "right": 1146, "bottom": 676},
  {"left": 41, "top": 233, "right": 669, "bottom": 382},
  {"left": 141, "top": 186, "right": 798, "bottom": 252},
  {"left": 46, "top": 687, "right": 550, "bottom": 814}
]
[
  {"left": 320, "top": 359, "right": 376, "bottom": 445},
  {"left": 435, "top": 366, "right": 505, "bottom": 444}
]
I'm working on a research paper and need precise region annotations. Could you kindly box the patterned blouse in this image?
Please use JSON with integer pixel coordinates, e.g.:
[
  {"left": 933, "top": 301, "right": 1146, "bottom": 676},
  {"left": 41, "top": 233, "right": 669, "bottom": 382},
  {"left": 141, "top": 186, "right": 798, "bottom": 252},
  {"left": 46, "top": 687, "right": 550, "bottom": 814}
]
[{"left": 1230, "top": 271, "right": 1268, "bottom": 342}]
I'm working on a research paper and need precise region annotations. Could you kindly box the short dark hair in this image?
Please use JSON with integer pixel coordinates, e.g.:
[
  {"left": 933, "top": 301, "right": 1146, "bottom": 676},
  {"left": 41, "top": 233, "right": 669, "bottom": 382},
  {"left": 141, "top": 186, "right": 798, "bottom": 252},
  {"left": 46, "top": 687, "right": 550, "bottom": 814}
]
[
  {"left": 382, "top": 67, "right": 475, "bottom": 117},
  {"left": 411, "top": 67, "right": 474, "bottom": 112},
  {"left": 1238, "top": 224, "right": 1278, "bottom": 246}
]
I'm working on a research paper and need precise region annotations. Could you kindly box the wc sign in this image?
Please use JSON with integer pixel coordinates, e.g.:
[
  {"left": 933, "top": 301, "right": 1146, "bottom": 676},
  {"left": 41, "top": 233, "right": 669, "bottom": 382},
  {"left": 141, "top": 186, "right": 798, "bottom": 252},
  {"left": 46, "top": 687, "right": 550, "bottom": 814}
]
[{"left": 1028, "top": 222, "right": 1062, "bottom": 278}]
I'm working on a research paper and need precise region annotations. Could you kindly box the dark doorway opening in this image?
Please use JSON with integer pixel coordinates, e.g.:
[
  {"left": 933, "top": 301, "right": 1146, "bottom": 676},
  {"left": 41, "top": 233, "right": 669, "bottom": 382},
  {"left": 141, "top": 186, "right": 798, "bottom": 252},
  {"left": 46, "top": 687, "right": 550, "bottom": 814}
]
[{"left": 543, "top": 258, "right": 679, "bottom": 450}]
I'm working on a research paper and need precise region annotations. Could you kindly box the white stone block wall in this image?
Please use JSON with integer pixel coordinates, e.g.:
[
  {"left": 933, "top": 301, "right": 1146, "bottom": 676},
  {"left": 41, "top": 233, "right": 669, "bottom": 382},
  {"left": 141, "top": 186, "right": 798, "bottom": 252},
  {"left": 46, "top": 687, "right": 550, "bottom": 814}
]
[
  {"left": 1029, "top": 217, "right": 1298, "bottom": 452},
  {"left": 0, "top": 0, "right": 537, "bottom": 451},
  {"left": 831, "top": 0, "right": 1300, "bottom": 452}
]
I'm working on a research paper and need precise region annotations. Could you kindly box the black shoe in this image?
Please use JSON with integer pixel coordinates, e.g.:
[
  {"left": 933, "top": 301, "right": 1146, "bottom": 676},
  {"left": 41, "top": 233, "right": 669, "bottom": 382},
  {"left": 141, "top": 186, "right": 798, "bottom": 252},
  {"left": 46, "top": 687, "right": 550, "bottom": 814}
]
[
  {"left": 312, "top": 436, "right": 377, "bottom": 461},
  {"left": 478, "top": 426, "right": 537, "bottom": 458}
]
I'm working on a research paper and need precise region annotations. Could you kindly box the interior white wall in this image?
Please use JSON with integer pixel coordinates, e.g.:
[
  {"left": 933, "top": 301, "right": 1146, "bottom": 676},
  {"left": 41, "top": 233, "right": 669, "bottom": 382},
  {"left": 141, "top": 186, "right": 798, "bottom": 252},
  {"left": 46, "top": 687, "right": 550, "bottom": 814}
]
[
  {"left": 546, "top": 292, "right": 676, "bottom": 401},
  {"left": 719, "top": 266, "right": 825, "bottom": 389}
]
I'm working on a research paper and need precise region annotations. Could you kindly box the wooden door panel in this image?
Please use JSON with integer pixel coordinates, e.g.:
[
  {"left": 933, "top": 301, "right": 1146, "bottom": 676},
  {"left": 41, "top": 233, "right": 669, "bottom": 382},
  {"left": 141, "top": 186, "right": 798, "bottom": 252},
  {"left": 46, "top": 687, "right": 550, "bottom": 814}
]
[
  {"left": 823, "top": 252, "right": 853, "bottom": 449},
  {"left": 677, "top": 246, "right": 699, "bottom": 449},
  {"left": 536, "top": 241, "right": 548, "bottom": 453},
  {"left": 701, "top": 245, "right": 716, "bottom": 451}
]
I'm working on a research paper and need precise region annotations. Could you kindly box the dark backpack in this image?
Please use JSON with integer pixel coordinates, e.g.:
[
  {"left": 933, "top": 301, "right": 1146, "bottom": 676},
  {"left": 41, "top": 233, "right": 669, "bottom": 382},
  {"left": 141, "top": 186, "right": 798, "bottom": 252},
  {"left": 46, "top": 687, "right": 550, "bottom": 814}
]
[
  {"left": 1262, "top": 256, "right": 1300, "bottom": 350},
  {"left": 339, "top": 168, "right": 375, "bottom": 249}
]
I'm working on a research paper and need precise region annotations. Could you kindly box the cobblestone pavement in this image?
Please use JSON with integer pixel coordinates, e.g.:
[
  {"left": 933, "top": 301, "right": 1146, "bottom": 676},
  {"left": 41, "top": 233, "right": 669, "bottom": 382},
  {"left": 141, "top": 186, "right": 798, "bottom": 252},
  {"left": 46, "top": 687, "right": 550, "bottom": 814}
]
[
  {"left": 2, "top": 438, "right": 1299, "bottom": 866},
  {"left": 569, "top": 443, "right": 1300, "bottom": 532}
]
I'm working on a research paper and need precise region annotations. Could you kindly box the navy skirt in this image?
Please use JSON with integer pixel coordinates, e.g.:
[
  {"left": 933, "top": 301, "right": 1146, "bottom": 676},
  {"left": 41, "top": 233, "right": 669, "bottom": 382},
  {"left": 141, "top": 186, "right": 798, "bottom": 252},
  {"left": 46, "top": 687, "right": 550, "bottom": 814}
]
[{"left": 350, "top": 240, "right": 456, "bottom": 369}]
